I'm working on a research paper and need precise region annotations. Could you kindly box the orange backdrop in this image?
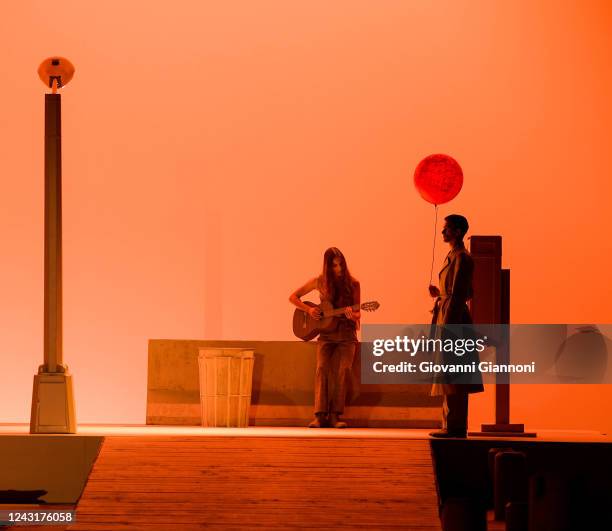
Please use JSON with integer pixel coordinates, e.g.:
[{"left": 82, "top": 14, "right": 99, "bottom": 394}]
[{"left": 2, "top": 1, "right": 611, "bottom": 432}]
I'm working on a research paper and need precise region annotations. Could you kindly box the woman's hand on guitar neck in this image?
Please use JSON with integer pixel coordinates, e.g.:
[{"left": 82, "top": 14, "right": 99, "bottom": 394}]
[{"left": 344, "top": 306, "right": 360, "bottom": 321}]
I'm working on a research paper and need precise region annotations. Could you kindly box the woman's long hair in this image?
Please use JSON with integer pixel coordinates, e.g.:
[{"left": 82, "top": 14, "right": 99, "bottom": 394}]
[{"left": 320, "top": 247, "right": 356, "bottom": 306}]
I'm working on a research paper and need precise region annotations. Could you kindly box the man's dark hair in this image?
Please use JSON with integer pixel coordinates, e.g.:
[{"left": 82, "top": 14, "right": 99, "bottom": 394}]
[{"left": 445, "top": 214, "right": 469, "bottom": 238}]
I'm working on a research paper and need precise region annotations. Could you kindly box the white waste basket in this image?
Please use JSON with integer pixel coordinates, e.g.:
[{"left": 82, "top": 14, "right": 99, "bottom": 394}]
[{"left": 198, "top": 348, "right": 254, "bottom": 427}]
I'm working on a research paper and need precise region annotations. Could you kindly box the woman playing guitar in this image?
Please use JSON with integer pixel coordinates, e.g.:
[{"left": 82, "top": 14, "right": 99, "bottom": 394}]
[{"left": 289, "top": 247, "right": 360, "bottom": 428}]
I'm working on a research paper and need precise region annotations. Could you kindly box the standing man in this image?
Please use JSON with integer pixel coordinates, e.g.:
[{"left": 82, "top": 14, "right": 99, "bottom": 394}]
[{"left": 428, "top": 214, "right": 484, "bottom": 438}]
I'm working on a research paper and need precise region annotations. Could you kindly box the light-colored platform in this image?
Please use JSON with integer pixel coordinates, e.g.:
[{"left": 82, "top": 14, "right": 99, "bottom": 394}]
[{"left": 1, "top": 423, "right": 609, "bottom": 442}]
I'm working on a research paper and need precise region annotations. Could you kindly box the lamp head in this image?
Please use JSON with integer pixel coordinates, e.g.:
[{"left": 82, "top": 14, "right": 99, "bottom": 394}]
[{"left": 38, "top": 57, "right": 75, "bottom": 93}]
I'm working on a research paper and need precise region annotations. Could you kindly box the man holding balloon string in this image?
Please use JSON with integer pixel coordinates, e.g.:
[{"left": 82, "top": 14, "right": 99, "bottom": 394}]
[{"left": 414, "top": 155, "right": 484, "bottom": 438}]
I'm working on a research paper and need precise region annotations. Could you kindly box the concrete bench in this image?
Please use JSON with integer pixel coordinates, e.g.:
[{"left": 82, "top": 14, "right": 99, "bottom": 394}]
[{"left": 147, "top": 339, "right": 442, "bottom": 427}]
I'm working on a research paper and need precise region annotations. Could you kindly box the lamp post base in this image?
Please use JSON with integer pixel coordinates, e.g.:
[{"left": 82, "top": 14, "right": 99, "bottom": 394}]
[{"left": 30, "top": 372, "right": 76, "bottom": 434}]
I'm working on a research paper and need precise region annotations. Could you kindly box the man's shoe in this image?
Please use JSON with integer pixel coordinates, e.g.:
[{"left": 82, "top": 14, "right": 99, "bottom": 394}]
[
  {"left": 308, "top": 414, "right": 327, "bottom": 428},
  {"left": 429, "top": 429, "right": 467, "bottom": 438},
  {"left": 329, "top": 413, "right": 348, "bottom": 429}
]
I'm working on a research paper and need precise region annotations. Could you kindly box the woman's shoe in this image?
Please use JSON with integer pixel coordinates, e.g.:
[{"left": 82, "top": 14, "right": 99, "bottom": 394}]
[
  {"left": 308, "top": 413, "right": 327, "bottom": 428},
  {"left": 329, "top": 413, "right": 347, "bottom": 428}
]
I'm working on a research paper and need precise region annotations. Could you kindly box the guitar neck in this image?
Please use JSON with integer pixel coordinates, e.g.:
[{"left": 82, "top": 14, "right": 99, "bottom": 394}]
[{"left": 324, "top": 303, "right": 361, "bottom": 317}]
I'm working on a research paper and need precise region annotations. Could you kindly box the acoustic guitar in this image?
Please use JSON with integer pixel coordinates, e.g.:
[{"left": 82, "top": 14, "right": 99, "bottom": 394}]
[{"left": 292, "top": 300, "right": 380, "bottom": 341}]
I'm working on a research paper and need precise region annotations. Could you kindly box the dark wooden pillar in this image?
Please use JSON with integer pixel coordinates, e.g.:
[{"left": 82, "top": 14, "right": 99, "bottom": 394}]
[{"left": 469, "top": 236, "right": 534, "bottom": 437}]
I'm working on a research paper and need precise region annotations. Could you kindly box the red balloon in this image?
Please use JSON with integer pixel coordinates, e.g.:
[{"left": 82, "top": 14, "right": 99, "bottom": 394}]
[{"left": 414, "top": 154, "right": 463, "bottom": 205}]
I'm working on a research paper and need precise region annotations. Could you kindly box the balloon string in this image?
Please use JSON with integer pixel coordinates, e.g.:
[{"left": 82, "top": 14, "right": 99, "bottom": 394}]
[{"left": 429, "top": 204, "right": 438, "bottom": 285}]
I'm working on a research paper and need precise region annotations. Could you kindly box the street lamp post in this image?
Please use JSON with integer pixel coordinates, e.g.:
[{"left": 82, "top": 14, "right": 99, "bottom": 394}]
[{"left": 30, "top": 57, "right": 77, "bottom": 434}]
